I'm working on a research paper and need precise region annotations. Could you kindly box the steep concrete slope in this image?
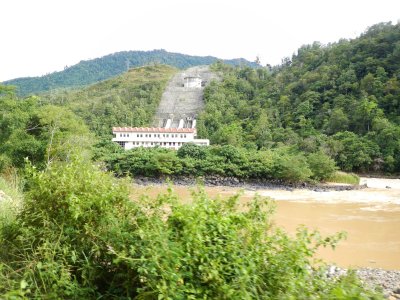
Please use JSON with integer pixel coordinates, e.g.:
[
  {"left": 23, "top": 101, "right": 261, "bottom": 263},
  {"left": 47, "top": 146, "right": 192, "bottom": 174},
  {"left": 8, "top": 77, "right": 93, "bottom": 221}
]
[{"left": 153, "top": 66, "right": 219, "bottom": 127}]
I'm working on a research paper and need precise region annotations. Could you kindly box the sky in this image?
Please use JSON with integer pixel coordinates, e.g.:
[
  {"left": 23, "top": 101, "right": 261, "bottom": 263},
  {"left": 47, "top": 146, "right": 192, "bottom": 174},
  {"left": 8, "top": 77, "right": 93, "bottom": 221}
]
[{"left": 1, "top": 0, "right": 399, "bottom": 82}]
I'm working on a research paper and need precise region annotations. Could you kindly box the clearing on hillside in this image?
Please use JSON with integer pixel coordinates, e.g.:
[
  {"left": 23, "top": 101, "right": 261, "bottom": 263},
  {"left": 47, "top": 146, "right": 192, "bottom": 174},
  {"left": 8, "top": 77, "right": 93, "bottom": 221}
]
[{"left": 153, "top": 65, "right": 219, "bottom": 128}]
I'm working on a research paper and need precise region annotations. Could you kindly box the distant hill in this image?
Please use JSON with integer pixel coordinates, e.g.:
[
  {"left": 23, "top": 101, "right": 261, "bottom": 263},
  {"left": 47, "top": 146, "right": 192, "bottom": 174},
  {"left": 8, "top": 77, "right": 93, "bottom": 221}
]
[
  {"left": 39, "top": 64, "right": 178, "bottom": 137},
  {"left": 3, "top": 50, "right": 258, "bottom": 96}
]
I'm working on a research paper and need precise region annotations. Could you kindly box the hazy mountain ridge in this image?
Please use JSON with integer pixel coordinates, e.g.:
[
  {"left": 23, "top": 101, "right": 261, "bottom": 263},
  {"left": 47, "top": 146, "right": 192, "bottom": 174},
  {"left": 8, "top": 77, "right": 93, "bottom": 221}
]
[{"left": 3, "top": 49, "right": 258, "bottom": 96}]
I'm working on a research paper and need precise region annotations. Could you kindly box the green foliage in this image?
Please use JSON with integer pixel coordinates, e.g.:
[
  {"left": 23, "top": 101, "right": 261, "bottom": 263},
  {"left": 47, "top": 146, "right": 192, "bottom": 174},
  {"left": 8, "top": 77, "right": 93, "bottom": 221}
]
[
  {"left": 197, "top": 22, "right": 400, "bottom": 173},
  {"left": 0, "top": 172, "right": 23, "bottom": 241},
  {"left": 4, "top": 50, "right": 258, "bottom": 96},
  {"left": 0, "top": 159, "right": 382, "bottom": 298},
  {"left": 327, "top": 171, "right": 360, "bottom": 185},
  {"left": 307, "top": 151, "right": 338, "bottom": 181},
  {"left": 40, "top": 65, "right": 177, "bottom": 137},
  {"left": 105, "top": 144, "right": 339, "bottom": 183},
  {"left": 0, "top": 85, "right": 93, "bottom": 171},
  {"left": 272, "top": 149, "right": 313, "bottom": 182},
  {"left": 332, "top": 131, "right": 380, "bottom": 172},
  {"left": 0, "top": 157, "right": 136, "bottom": 298}
]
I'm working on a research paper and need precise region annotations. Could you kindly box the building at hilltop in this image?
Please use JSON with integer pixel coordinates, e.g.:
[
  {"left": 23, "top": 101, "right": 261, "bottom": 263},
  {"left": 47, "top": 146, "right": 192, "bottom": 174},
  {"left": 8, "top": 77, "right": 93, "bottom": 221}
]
[
  {"left": 183, "top": 75, "right": 202, "bottom": 88},
  {"left": 112, "top": 126, "right": 209, "bottom": 150}
]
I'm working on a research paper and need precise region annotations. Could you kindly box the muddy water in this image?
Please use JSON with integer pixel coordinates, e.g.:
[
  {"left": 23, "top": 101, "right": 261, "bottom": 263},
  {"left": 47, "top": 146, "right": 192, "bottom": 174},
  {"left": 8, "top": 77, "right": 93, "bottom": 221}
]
[{"left": 130, "top": 178, "right": 400, "bottom": 270}]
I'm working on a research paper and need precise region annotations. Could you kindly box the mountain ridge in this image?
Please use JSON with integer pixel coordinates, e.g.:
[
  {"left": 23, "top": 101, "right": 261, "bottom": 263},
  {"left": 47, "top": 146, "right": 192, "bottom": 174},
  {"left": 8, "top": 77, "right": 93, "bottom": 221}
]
[{"left": 3, "top": 49, "right": 258, "bottom": 96}]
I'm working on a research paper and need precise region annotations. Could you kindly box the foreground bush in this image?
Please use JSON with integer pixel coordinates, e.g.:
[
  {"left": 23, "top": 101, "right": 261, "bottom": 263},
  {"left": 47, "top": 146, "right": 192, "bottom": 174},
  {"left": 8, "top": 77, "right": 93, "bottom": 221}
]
[{"left": 0, "top": 157, "right": 382, "bottom": 299}]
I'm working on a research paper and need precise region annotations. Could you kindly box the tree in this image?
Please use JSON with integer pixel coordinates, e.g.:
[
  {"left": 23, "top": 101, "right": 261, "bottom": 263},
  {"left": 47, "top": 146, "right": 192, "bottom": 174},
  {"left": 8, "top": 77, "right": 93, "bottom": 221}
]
[
  {"left": 307, "top": 151, "right": 337, "bottom": 181},
  {"left": 326, "top": 108, "right": 349, "bottom": 134},
  {"left": 332, "top": 131, "right": 380, "bottom": 171}
]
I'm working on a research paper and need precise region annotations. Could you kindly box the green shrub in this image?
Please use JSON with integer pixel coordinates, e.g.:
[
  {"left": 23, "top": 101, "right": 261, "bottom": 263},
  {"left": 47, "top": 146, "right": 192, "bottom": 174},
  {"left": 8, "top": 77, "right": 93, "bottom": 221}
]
[
  {"left": 273, "top": 150, "right": 313, "bottom": 182},
  {"left": 177, "top": 143, "right": 208, "bottom": 160},
  {"left": 307, "top": 151, "right": 338, "bottom": 181},
  {"left": 0, "top": 157, "right": 139, "bottom": 298},
  {"left": 327, "top": 171, "right": 360, "bottom": 185},
  {"left": 0, "top": 158, "right": 381, "bottom": 298}
]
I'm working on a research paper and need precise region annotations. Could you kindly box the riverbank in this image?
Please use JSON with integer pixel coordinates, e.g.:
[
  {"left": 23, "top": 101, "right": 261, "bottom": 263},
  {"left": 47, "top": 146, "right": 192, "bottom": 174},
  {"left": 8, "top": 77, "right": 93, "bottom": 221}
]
[{"left": 132, "top": 175, "right": 366, "bottom": 192}]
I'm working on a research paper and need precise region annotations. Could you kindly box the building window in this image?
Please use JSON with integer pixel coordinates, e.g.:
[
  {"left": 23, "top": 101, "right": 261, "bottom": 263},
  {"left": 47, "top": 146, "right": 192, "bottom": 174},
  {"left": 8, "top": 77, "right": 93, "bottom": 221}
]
[
  {"left": 116, "top": 141, "right": 125, "bottom": 148},
  {"left": 149, "top": 134, "right": 152, "bottom": 137},
  {"left": 184, "top": 134, "right": 186, "bottom": 138}
]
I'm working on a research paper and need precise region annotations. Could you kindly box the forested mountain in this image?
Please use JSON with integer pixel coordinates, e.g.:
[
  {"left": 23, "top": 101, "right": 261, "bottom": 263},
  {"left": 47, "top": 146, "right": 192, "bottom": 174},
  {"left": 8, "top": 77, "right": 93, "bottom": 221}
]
[
  {"left": 40, "top": 64, "right": 177, "bottom": 137},
  {"left": 2, "top": 22, "right": 399, "bottom": 176},
  {"left": 197, "top": 22, "right": 400, "bottom": 173},
  {"left": 3, "top": 49, "right": 257, "bottom": 96}
]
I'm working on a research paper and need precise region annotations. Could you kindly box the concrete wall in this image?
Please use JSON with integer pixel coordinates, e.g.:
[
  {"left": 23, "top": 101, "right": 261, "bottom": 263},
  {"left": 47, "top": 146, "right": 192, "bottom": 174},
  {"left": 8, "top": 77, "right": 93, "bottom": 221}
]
[{"left": 153, "top": 65, "right": 220, "bottom": 128}]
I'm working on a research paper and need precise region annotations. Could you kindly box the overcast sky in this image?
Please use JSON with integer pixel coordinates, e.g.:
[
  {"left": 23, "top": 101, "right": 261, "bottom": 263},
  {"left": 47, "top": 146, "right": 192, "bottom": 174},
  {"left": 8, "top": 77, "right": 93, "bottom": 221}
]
[{"left": 1, "top": 0, "right": 399, "bottom": 81}]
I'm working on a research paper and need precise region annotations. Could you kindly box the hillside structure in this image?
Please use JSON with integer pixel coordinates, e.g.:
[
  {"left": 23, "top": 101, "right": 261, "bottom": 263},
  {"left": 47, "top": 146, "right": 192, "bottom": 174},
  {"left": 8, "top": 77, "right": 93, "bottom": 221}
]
[
  {"left": 183, "top": 75, "right": 202, "bottom": 88},
  {"left": 112, "top": 126, "right": 209, "bottom": 150},
  {"left": 153, "top": 65, "right": 219, "bottom": 128},
  {"left": 112, "top": 66, "right": 215, "bottom": 150}
]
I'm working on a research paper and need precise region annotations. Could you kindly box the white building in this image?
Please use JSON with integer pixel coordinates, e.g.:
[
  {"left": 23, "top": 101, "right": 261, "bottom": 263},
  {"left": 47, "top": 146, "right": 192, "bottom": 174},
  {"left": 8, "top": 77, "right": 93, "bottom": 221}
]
[
  {"left": 183, "top": 76, "right": 202, "bottom": 88},
  {"left": 112, "top": 127, "right": 210, "bottom": 150}
]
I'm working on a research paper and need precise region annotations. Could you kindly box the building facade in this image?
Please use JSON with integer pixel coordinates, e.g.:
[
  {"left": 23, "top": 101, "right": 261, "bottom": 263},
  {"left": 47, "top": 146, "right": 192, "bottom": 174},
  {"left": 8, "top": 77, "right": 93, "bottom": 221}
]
[
  {"left": 112, "top": 127, "right": 209, "bottom": 150},
  {"left": 183, "top": 76, "right": 202, "bottom": 88}
]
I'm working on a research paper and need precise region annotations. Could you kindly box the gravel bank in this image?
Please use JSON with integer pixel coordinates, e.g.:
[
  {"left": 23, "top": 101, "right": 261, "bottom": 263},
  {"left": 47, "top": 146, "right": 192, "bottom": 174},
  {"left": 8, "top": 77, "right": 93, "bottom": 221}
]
[
  {"left": 132, "top": 175, "right": 365, "bottom": 192},
  {"left": 328, "top": 266, "right": 400, "bottom": 298}
]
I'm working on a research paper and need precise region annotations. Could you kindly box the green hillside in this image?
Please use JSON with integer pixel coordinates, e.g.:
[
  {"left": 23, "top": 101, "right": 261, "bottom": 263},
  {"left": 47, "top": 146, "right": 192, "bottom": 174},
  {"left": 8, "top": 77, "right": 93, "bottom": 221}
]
[
  {"left": 3, "top": 49, "right": 257, "bottom": 96},
  {"left": 197, "top": 22, "right": 400, "bottom": 173},
  {"left": 40, "top": 64, "right": 177, "bottom": 137}
]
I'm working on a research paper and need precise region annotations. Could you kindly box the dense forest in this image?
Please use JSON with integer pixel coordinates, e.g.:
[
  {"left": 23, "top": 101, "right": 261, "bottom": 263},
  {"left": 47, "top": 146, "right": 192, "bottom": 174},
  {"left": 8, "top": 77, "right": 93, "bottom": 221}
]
[
  {"left": 197, "top": 22, "right": 400, "bottom": 174},
  {"left": 3, "top": 49, "right": 257, "bottom": 96}
]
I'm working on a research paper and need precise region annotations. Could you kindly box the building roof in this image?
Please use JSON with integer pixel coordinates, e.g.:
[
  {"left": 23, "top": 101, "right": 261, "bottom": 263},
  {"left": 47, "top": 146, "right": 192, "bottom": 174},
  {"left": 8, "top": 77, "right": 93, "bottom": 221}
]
[
  {"left": 112, "top": 127, "right": 196, "bottom": 133},
  {"left": 184, "top": 75, "right": 201, "bottom": 79}
]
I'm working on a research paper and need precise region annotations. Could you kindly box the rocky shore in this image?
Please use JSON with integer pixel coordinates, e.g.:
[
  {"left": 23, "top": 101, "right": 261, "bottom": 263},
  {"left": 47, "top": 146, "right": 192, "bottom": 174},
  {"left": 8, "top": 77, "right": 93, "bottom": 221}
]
[
  {"left": 328, "top": 266, "right": 400, "bottom": 299},
  {"left": 132, "top": 175, "right": 366, "bottom": 192}
]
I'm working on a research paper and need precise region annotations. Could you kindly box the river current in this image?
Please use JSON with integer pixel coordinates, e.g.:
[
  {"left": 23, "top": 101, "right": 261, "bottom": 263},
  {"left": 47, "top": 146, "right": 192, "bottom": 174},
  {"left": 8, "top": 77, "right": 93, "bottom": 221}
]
[{"left": 131, "top": 177, "right": 400, "bottom": 270}]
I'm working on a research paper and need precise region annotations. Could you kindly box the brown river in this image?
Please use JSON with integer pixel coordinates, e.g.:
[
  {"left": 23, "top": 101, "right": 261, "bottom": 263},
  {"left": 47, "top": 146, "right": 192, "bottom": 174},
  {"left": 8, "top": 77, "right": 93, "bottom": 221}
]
[{"left": 131, "top": 177, "right": 400, "bottom": 270}]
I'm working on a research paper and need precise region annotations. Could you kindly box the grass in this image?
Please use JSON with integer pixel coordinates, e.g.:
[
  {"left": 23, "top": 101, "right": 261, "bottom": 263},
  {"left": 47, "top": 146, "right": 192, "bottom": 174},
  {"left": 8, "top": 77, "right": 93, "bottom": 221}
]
[
  {"left": 0, "top": 170, "right": 24, "bottom": 229},
  {"left": 327, "top": 171, "right": 360, "bottom": 185}
]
